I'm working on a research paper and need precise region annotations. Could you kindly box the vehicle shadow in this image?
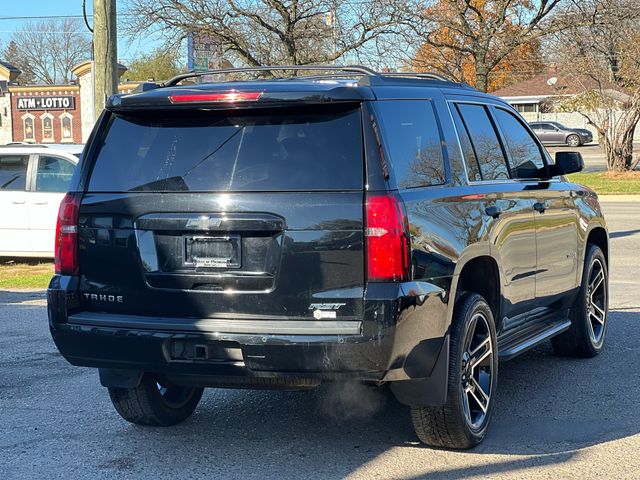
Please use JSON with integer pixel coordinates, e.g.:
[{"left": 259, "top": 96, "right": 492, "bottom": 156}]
[
  {"left": 478, "top": 307, "right": 640, "bottom": 454},
  {"left": 91, "top": 309, "right": 639, "bottom": 479},
  {"left": 0, "top": 289, "right": 46, "bottom": 306},
  {"left": 609, "top": 228, "right": 640, "bottom": 239}
]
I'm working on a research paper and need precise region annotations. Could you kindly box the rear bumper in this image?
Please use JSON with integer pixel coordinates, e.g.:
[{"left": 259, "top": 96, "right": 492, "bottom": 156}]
[
  {"left": 48, "top": 277, "right": 451, "bottom": 405},
  {"left": 51, "top": 322, "right": 390, "bottom": 379}
]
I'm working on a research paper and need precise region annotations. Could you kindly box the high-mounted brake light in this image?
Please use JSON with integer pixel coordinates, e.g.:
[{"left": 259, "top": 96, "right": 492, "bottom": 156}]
[
  {"left": 365, "top": 193, "right": 411, "bottom": 282},
  {"left": 55, "top": 192, "right": 81, "bottom": 275},
  {"left": 169, "top": 91, "right": 263, "bottom": 104}
]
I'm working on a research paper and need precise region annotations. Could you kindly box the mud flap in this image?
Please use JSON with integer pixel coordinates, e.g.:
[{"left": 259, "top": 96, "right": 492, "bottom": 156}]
[
  {"left": 389, "top": 335, "right": 449, "bottom": 406},
  {"left": 99, "top": 368, "right": 143, "bottom": 388}
]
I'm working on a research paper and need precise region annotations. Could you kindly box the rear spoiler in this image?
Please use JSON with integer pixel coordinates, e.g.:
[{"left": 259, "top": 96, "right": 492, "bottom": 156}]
[{"left": 106, "top": 86, "right": 375, "bottom": 111}]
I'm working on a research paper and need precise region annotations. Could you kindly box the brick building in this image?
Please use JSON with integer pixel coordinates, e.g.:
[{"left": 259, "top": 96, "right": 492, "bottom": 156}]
[
  {"left": 0, "top": 59, "right": 137, "bottom": 145},
  {"left": 10, "top": 85, "right": 82, "bottom": 144},
  {"left": 0, "top": 61, "right": 20, "bottom": 145}
]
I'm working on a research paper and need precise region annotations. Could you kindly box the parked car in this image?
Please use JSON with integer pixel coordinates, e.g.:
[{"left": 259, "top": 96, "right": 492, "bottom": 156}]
[
  {"left": 48, "top": 66, "right": 609, "bottom": 449},
  {"left": 0, "top": 145, "right": 78, "bottom": 257},
  {"left": 5, "top": 142, "right": 84, "bottom": 159},
  {"left": 529, "top": 121, "right": 593, "bottom": 146}
]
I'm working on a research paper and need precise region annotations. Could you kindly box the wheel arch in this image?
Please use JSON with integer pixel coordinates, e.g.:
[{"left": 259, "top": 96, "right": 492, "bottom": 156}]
[
  {"left": 451, "top": 255, "right": 501, "bottom": 330},
  {"left": 586, "top": 226, "right": 609, "bottom": 267}
]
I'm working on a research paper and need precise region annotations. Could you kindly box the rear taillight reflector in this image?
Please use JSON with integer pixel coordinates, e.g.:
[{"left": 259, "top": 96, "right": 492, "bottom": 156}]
[
  {"left": 169, "top": 91, "right": 263, "bottom": 104},
  {"left": 365, "top": 193, "right": 410, "bottom": 282},
  {"left": 55, "top": 192, "right": 81, "bottom": 275}
]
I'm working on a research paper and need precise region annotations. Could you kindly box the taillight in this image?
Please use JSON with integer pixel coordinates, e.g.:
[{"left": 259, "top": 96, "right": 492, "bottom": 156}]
[
  {"left": 169, "top": 91, "right": 263, "bottom": 103},
  {"left": 365, "top": 193, "right": 410, "bottom": 282},
  {"left": 54, "top": 192, "right": 81, "bottom": 275}
]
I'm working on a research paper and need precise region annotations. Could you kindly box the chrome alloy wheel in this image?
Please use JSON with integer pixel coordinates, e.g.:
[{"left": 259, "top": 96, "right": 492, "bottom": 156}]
[
  {"left": 567, "top": 135, "right": 581, "bottom": 147},
  {"left": 586, "top": 258, "right": 607, "bottom": 345},
  {"left": 460, "top": 312, "right": 494, "bottom": 430}
]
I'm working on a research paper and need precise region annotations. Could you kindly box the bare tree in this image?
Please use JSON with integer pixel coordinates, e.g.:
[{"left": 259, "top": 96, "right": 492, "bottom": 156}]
[
  {"left": 554, "top": 0, "right": 640, "bottom": 171},
  {"left": 408, "top": 0, "right": 570, "bottom": 92},
  {"left": 5, "top": 19, "right": 91, "bottom": 85},
  {"left": 125, "top": 0, "right": 402, "bottom": 70}
]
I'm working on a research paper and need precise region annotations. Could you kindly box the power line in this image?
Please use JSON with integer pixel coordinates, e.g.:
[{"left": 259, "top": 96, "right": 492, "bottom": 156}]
[
  {"left": 0, "top": 13, "right": 133, "bottom": 21},
  {"left": 0, "top": 30, "right": 90, "bottom": 34},
  {"left": 0, "top": 15, "right": 90, "bottom": 21}
]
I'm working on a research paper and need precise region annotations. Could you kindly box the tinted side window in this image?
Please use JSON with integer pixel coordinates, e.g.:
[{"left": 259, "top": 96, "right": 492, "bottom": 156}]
[
  {"left": 36, "top": 155, "right": 76, "bottom": 192},
  {"left": 0, "top": 155, "right": 29, "bottom": 191},
  {"left": 374, "top": 100, "right": 446, "bottom": 188},
  {"left": 494, "top": 108, "right": 545, "bottom": 179},
  {"left": 88, "top": 107, "right": 363, "bottom": 192},
  {"left": 450, "top": 105, "right": 481, "bottom": 182},
  {"left": 456, "top": 103, "right": 510, "bottom": 181}
]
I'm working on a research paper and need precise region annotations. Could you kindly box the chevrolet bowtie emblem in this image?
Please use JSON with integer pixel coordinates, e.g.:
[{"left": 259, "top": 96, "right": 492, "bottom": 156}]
[{"left": 186, "top": 216, "right": 224, "bottom": 230}]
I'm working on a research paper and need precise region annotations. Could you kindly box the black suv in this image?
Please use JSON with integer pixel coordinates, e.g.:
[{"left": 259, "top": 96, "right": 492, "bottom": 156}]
[{"left": 48, "top": 66, "right": 609, "bottom": 449}]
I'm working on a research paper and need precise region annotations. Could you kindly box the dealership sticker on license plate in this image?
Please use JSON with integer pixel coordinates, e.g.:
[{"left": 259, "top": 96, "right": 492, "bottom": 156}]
[{"left": 183, "top": 235, "right": 241, "bottom": 269}]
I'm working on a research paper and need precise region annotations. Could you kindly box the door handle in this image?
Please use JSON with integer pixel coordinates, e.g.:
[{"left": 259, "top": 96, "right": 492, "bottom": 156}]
[
  {"left": 11, "top": 200, "right": 26, "bottom": 204},
  {"left": 32, "top": 201, "right": 49, "bottom": 205},
  {"left": 485, "top": 205, "right": 502, "bottom": 218},
  {"left": 533, "top": 202, "right": 546, "bottom": 213}
]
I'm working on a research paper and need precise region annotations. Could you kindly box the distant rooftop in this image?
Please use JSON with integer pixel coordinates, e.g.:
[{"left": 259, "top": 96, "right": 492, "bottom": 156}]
[
  {"left": 0, "top": 60, "right": 21, "bottom": 82},
  {"left": 0, "top": 61, "right": 20, "bottom": 73},
  {"left": 493, "top": 66, "right": 627, "bottom": 99}
]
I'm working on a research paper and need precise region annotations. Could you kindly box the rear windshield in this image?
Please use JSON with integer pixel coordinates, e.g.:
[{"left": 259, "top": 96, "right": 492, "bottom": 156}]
[{"left": 88, "top": 106, "right": 363, "bottom": 192}]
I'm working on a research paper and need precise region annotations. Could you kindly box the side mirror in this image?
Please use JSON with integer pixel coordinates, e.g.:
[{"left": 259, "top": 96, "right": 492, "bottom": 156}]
[{"left": 551, "top": 151, "right": 583, "bottom": 176}]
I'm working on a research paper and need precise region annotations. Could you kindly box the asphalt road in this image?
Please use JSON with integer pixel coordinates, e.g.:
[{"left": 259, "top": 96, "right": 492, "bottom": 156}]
[
  {"left": 1, "top": 200, "right": 639, "bottom": 479},
  {"left": 545, "top": 143, "right": 640, "bottom": 173}
]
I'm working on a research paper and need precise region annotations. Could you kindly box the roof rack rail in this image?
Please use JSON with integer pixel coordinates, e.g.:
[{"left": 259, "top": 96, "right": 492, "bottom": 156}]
[
  {"left": 163, "top": 65, "right": 379, "bottom": 87},
  {"left": 380, "top": 72, "right": 451, "bottom": 82}
]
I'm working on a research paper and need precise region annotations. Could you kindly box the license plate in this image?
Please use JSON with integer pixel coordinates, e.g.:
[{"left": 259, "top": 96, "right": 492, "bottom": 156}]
[{"left": 183, "top": 235, "right": 241, "bottom": 269}]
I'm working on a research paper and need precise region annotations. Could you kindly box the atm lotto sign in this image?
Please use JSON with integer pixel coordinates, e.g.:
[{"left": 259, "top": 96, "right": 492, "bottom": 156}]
[{"left": 17, "top": 96, "right": 75, "bottom": 111}]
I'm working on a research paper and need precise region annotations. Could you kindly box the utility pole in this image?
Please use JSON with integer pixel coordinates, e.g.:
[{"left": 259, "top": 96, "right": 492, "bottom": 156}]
[{"left": 93, "top": 0, "right": 118, "bottom": 117}]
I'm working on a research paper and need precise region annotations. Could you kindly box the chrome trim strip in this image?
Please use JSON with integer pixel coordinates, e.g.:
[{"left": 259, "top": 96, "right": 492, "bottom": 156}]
[{"left": 68, "top": 312, "right": 362, "bottom": 335}]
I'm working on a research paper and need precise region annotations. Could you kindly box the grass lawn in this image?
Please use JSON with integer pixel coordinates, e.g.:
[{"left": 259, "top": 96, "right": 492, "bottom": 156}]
[
  {"left": 567, "top": 171, "right": 640, "bottom": 195},
  {"left": 0, "top": 259, "right": 54, "bottom": 290}
]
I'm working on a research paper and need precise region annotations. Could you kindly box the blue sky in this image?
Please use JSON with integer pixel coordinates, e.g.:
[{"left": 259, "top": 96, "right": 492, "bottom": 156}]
[{"left": 0, "top": 1, "right": 163, "bottom": 63}]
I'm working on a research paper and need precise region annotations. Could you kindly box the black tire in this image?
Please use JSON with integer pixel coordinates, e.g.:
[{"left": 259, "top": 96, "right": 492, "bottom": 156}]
[
  {"left": 566, "top": 134, "right": 581, "bottom": 147},
  {"left": 411, "top": 292, "right": 498, "bottom": 449},
  {"left": 551, "top": 244, "right": 608, "bottom": 358},
  {"left": 108, "top": 374, "right": 204, "bottom": 426}
]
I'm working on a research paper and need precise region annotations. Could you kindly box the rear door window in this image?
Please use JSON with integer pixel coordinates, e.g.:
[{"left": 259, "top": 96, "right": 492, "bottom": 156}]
[
  {"left": 450, "top": 106, "right": 482, "bottom": 182},
  {"left": 88, "top": 106, "right": 363, "bottom": 192},
  {"left": 35, "top": 155, "right": 76, "bottom": 192},
  {"left": 0, "top": 155, "right": 29, "bottom": 191},
  {"left": 373, "top": 100, "right": 446, "bottom": 188},
  {"left": 493, "top": 108, "right": 545, "bottom": 179},
  {"left": 455, "top": 103, "right": 510, "bottom": 181}
]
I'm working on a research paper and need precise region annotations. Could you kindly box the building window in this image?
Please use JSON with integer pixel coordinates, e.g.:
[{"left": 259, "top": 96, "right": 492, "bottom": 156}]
[
  {"left": 514, "top": 103, "right": 538, "bottom": 114},
  {"left": 41, "top": 114, "right": 54, "bottom": 142},
  {"left": 60, "top": 114, "right": 73, "bottom": 142},
  {"left": 22, "top": 115, "right": 35, "bottom": 142}
]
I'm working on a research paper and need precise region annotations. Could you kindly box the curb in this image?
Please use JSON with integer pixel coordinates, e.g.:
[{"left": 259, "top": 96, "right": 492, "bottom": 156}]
[{"left": 598, "top": 195, "right": 640, "bottom": 202}]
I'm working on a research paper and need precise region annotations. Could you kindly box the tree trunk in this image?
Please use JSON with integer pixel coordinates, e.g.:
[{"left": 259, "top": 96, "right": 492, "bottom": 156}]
[
  {"left": 606, "top": 112, "right": 639, "bottom": 172},
  {"left": 475, "top": 64, "right": 489, "bottom": 93}
]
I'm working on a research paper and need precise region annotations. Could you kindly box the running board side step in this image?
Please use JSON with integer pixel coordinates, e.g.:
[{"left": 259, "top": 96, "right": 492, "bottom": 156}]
[{"left": 498, "top": 320, "right": 572, "bottom": 361}]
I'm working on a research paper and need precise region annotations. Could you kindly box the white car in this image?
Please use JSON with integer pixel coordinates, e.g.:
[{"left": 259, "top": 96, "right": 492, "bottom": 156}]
[{"left": 0, "top": 145, "right": 79, "bottom": 257}]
